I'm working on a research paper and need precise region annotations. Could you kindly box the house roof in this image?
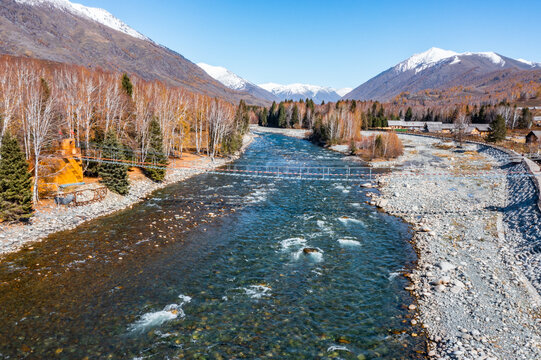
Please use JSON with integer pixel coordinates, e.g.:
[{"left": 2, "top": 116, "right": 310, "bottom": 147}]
[
  {"left": 527, "top": 131, "right": 541, "bottom": 138},
  {"left": 388, "top": 120, "right": 442, "bottom": 128},
  {"left": 426, "top": 123, "right": 443, "bottom": 131},
  {"left": 471, "top": 124, "right": 491, "bottom": 131}
]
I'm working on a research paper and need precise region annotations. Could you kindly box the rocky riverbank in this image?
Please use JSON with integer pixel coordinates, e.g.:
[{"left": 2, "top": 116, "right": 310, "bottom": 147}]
[
  {"left": 0, "top": 133, "right": 255, "bottom": 256},
  {"left": 251, "top": 124, "right": 311, "bottom": 139},
  {"left": 371, "top": 134, "right": 541, "bottom": 359}
]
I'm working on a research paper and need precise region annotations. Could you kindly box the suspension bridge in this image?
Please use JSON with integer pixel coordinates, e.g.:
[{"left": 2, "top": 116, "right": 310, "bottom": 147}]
[{"left": 78, "top": 145, "right": 539, "bottom": 183}]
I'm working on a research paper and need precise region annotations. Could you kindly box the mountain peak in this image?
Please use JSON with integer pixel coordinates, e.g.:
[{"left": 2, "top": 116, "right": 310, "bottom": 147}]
[
  {"left": 258, "top": 83, "right": 342, "bottom": 103},
  {"left": 197, "top": 63, "right": 250, "bottom": 90},
  {"left": 344, "top": 47, "right": 541, "bottom": 101},
  {"left": 14, "top": 0, "right": 149, "bottom": 41},
  {"left": 197, "top": 63, "right": 277, "bottom": 102},
  {"left": 396, "top": 47, "right": 459, "bottom": 73},
  {"left": 462, "top": 51, "right": 505, "bottom": 66}
]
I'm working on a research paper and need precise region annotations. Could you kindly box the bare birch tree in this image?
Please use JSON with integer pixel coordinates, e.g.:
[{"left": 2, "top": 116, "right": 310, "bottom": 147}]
[
  {"left": 25, "top": 77, "right": 55, "bottom": 203},
  {"left": 0, "top": 62, "right": 19, "bottom": 153}
]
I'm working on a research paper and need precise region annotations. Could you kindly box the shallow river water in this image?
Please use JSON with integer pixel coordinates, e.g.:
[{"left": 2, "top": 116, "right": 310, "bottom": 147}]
[{"left": 0, "top": 133, "right": 424, "bottom": 359}]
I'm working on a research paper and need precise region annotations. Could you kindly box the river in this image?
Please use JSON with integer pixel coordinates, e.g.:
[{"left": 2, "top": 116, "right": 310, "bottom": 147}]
[{"left": 0, "top": 132, "right": 423, "bottom": 359}]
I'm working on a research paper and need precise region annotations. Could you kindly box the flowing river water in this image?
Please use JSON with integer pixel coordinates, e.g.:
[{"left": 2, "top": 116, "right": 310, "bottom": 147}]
[{"left": 0, "top": 133, "right": 424, "bottom": 359}]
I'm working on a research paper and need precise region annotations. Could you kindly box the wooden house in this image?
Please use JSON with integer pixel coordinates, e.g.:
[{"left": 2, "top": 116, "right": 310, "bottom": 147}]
[{"left": 526, "top": 131, "right": 541, "bottom": 146}]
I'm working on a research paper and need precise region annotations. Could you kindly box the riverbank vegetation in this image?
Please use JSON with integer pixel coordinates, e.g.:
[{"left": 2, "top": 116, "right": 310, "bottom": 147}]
[
  {"left": 352, "top": 133, "right": 404, "bottom": 160},
  {"left": 257, "top": 95, "right": 539, "bottom": 159},
  {"left": 0, "top": 55, "right": 253, "bottom": 210}
]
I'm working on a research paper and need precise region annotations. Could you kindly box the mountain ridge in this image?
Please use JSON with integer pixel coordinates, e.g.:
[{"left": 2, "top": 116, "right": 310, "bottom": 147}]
[
  {"left": 197, "top": 63, "right": 278, "bottom": 102},
  {"left": 258, "top": 83, "right": 351, "bottom": 103},
  {"left": 1, "top": 0, "right": 270, "bottom": 105},
  {"left": 343, "top": 47, "right": 541, "bottom": 101}
]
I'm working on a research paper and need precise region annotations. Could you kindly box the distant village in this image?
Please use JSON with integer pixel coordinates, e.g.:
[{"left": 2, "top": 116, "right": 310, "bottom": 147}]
[{"left": 385, "top": 111, "right": 541, "bottom": 150}]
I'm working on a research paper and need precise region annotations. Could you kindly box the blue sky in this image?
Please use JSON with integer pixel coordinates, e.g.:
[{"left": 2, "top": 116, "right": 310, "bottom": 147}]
[{"left": 79, "top": 0, "right": 541, "bottom": 89}]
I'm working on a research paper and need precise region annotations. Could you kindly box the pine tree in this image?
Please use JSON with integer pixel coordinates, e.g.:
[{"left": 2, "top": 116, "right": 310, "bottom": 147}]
[
  {"left": 302, "top": 111, "right": 310, "bottom": 129},
  {"left": 268, "top": 101, "right": 277, "bottom": 127},
  {"left": 291, "top": 105, "right": 300, "bottom": 127},
  {"left": 121, "top": 73, "right": 133, "bottom": 97},
  {"left": 278, "top": 103, "right": 287, "bottom": 128},
  {"left": 84, "top": 126, "right": 105, "bottom": 177},
  {"left": 234, "top": 100, "right": 250, "bottom": 134},
  {"left": 143, "top": 119, "right": 168, "bottom": 182},
  {"left": 487, "top": 115, "right": 507, "bottom": 142},
  {"left": 405, "top": 107, "right": 413, "bottom": 121},
  {"left": 518, "top": 108, "right": 533, "bottom": 129},
  {"left": 258, "top": 107, "right": 268, "bottom": 126},
  {"left": 0, "top": 133, "right": 33, "bottom": 222},
  {"left": 99, "top": 130, "right": 130, "bottom": 195}
]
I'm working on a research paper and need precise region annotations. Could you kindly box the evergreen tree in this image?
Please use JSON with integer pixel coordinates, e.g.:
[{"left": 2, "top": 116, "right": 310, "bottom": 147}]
[
  {"left": 518, "top": 107, "right": 533, "bottom": 129},
  {"left": 350, "top": 101, "right": 356, "bottom": 112},
  {"left": 278, "top": 103, "right": 287, "bottom": 128},
  {"left": 302, "top": 111, "right": 310, "bottom": 129},
  {"left": 291, "top": 104, "right": 300, "bottom": 127},
  {"left": 234, "top": 100, "right": 250, "bottom": 134},
  {"left": 143, "top": 119, "right": 168, "bottom": 182},
  {"left": 377, "top": 105, "right": 385, "bottom": 119},
  {"left": 121, "top": 73, "right": 133, "bottom": 97},
  {"left": 258, "top": 107, "right": 268, "bottom": 126},
  {"left": 99, "top": 130, "right": 130, "bottom": 195},
  {"left": 487, "top": 115, "right": 507, "bottom": 142},
  {"left": 405, "top": 107, "right": 413, "bottom": 121},
  {"left": 268, "top": 101, "right": 277, "bottom": 127},
  {"left": 0, "top": 133, "right": 33, "bottom": 222},
  {"left": 84, "top": 126, "right": 105, "bottom": 177},
  {"left": 371, "top": 103, "right": 378, "bottom": 118}
]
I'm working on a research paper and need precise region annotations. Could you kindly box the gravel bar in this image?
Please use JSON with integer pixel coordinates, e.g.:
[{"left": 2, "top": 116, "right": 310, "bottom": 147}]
[{"left": 372, "top": 134, "right": 541, "bottom": 360}]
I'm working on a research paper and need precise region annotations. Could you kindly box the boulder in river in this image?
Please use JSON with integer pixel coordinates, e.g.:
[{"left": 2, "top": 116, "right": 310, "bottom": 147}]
[{"left": 303, "top": 248, "right": 319, "bottom": 254}]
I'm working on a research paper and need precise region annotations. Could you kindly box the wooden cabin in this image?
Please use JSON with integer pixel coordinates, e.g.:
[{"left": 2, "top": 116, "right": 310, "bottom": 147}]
[{"left": 526, "top": 131, "right": 541, "bottom": 146}]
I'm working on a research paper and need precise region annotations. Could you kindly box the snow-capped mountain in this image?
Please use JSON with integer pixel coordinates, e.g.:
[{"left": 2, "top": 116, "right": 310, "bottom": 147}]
[
  {"left": 197, "top": 62, "right": 352, "bottom": 104},
  {"left": 336, "top": 87, "right": 353, "bottom": 97},
  {"left": 197, "top": 63, "right": 278, "bottom": 102},
  {"left": 14, "top": 0, "right": 149, "bottom": 40},
  {"left": 197, "top": 63, "right": 249, "bottom": 90},
  {"left": 396, "top": 47, "right": 459, "bottom": 73},
  {"left": 258, "top": 83, "right": 348, "bottom": 104},
  {"left": 2, "top": 0, "right": 268, "bottom": 105},
  {"left": 343, "top": 47, "right": 541, "bottom": 101}
]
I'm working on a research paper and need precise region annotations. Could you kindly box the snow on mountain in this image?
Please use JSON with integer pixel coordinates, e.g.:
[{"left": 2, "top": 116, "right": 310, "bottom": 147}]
[
  {"left": 336, "top": 88, "right": 353, "bottom": 97},
  {"left": 197, "top": 64, "right": 352, "bottom": 103},
  {"left": 517, "top": 58, "right": 541, "bottom": 67},
  {"left": 197, "top": 63, "right": 250, "bottom": 91},
  {"left": 395, "top": 47, "right": 523, "bottom": 74},
  {"left": 14, "top": 0, "right": 149, "bottom": 40},
  {"left": 396, "top": 47, "right": 459, "bottom": 73},
  {"left": 344, "top": 47, "right": 541, "bottom": 101},
  {"left": 197, "top": 63, "right": 277, "bottom": 102},
  {"left": 462, "top": 52, "right": 505, "bottom": 66},
  {"left": 258, "top": 83, "right": 342, "bottom": 103}
]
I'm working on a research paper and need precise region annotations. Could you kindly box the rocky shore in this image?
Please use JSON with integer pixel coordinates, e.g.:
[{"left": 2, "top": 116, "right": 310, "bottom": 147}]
[
  {"left": 0, "top": 133, "right": 255, "bottom": 256},
  {"left": 251, "top": 124, "right": 311, "bottom": 139},
  {"left": 371, "top": 134, "right": 541, "bottom": 359}
]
